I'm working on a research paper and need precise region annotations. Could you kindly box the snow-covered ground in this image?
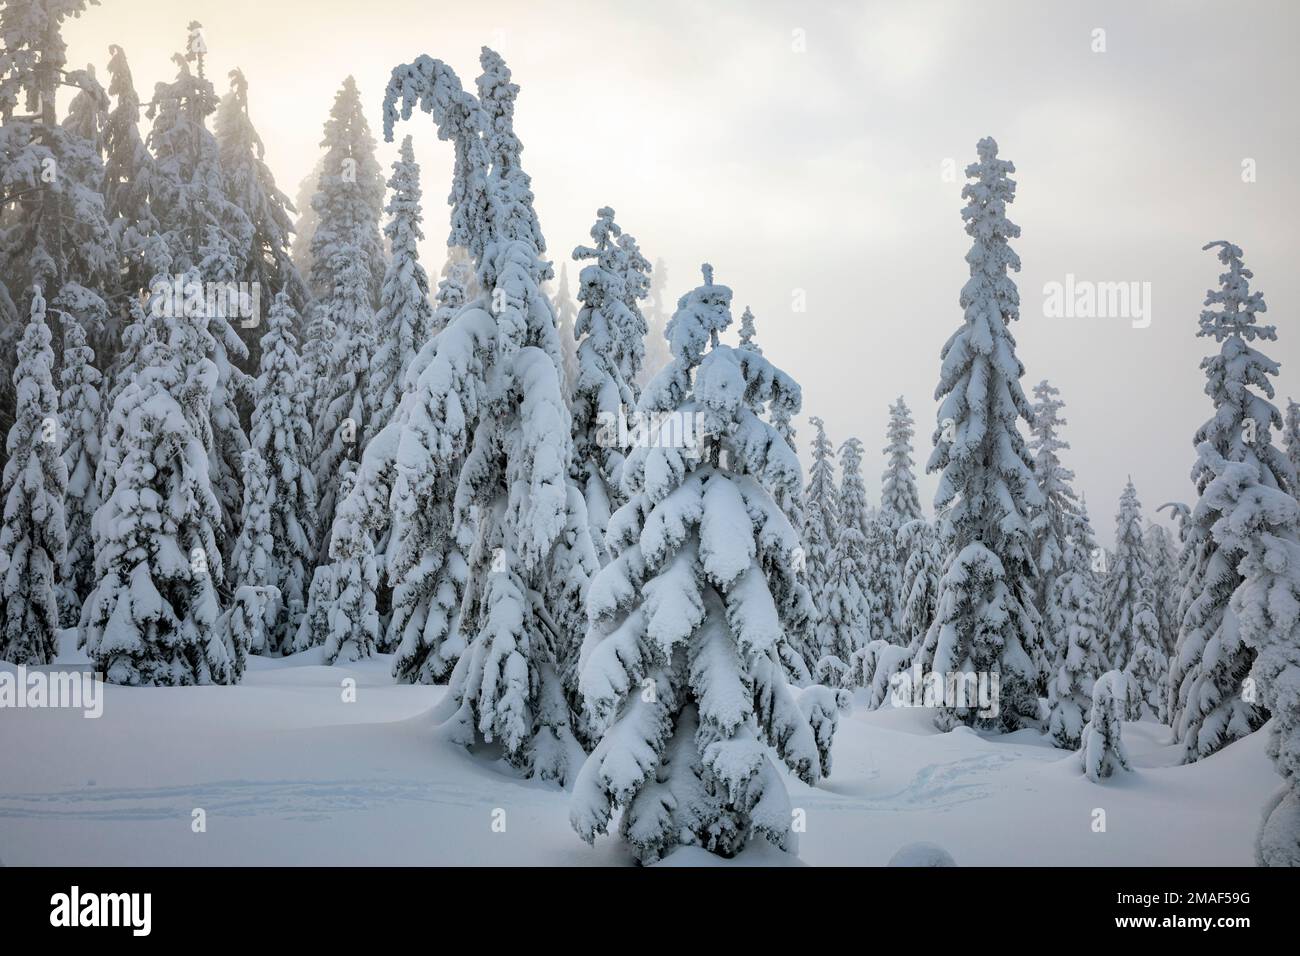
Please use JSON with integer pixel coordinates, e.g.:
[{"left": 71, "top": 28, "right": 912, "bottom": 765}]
[{"left": 0, "top": 635, "right": 1277, "bottom": 866}]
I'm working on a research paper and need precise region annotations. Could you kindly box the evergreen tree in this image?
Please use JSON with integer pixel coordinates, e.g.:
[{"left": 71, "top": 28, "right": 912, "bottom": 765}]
[
  {"left": 1029, "top": 379, "right": 1081, "bottom": 689},
  {"left": 1194, "top": 443, "right": 1300, "bottom": 865},
  {"left": 232, "top": 293, "right": 315, "bottom": 652},
  {"left": 432, "top": 246, "right": 472, "bottom": 337},
  {"left": 377, "top": 50, "right": 598, "bottom": 775},
  {"left": 295, "top": 465, "right": 380, "bottom": 663},
  {"left": 770, "top": 403, "right": 803, "bottom": 530},
  {"left": 54, "top": 304, "right": 100, "bottom": 623},
  {"left": 145, "top": 27, "right": 251, "bottom": 272},
  {"left": 881, "top": 397, "right": 922, "bottom": 527},
  {"left": 193, "top": 228, "right": 254, "bottom": 554},
  {"left": 1285, "top": 399, "right": 1300, "bottom": 493},
  {"left": 800, "top": 415, "right": 837, "bottom": 667},
  {"left": 306, "top": 77, "right": 385, "bottom": 306},
  {"left": 1170, "top": 242, "right": 1293, "bottom": 762},
  {"left": 288, "top": 157, "right": 324, "bottom": 285},
  {"left": 570, "top": 264, "right": 825, "bottom": 863},
  {"left": 1046, "top": 511, "right": 1106, "bottom": 748},
  {"left": 305, "top": 77, "right": 386, "bottom": 549},
  {"left": 1124, "top": 596, "right": 1166, "bottom": 722},
  {"left": 1102, "top": 480, "right": 1150, "bottom": 672},
  {"left": 1143, "top": 522, "right": 1180, "bottom": 660},
  {"left": 311, "top": 253, "right": 376, "bottom": 556},
  {"left": 82, "top": 306, "right": 235, "bottom": 685},
  {"left": 0, "top": 290, "right": 67, "bottom": 665},
  {"left": 915, "top": 137, "right": 1042, "bottom": 731},
  {"left": 104, "top": 45, "right": 161, "bottom": 311},
  {"left": 878, "top": 397, "right": 920, "bottom": 644},
  {"left": 215, "top": 68, "right": 309, "bottom": 327},
  {"left": 553, "top": 261, "right": 580, "bottom": 399},
  {"left": 0, "top": 0, "right": 117, "bottom": 308},
  {"left": 569, "top": 207, "right": 642, "bottom": 565},
  {"left": 737, "top": 306, "right": 759, "bottom": 352},
  {"left": 897, "top": 517, "right": 941, "bottom": 648},
  {"left": 367, "top": 135, "right": 433, "bottom": 443},
  {"left": 1080, "top": 671, "right": 1131, "bottom": 782},
  {"left": 818, "top": 437, "right": 869, "bottom": 684},
  {"left": 861, "top": 511, "right": 897, "bottom": 647}
]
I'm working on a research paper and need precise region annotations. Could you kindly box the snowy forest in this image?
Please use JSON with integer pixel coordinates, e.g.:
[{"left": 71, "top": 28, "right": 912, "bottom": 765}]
[{"left": 1, "top": 0, "right": 1298, "bottom": 870}]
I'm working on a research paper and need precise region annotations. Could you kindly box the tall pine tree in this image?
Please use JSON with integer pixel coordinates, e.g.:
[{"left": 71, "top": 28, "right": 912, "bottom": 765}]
[
  {"left": 914, "top": 137, "right": 1042, "bottom": 731},
  {"left": 0, "top": 290, "right": 67, "bottom": 665},
  {"left": 1170, "top": 242, "right": 1293, "bottom": 762}
]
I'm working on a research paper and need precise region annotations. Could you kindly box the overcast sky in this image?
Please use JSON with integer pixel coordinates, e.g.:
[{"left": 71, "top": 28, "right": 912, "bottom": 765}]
[{"left": 63, "top": 0, "right": 1300, "bottom": 543}]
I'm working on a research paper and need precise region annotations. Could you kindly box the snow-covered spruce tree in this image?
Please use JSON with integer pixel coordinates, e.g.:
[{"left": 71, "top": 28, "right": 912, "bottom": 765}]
[
  {"left": 862, "top": 511, "right": 897, "bottom": 647},
  {"left": 897, "top": 517, "right": 941, "bottom": 648},
  {"left": 769, "top": 400, "right": 804, "bottom": 535},
  {"left": 1124, "top": 593, "right": 1166, "bottom": 722},
  {"left": 1286, "top": 398, "right": 1300, "bottom": 497},
  {"left": 374, "top": 56, "right": 495, "bottom": 686},
  {"left": 915, "top": 137, "right": 1043, "bottom": 731},
  {"left": 1046, "top": 512, "right": 1106, "bottom": 748},
  {"left": 295, "top": 465, "right": 381, "bottom": 663},
  {"left": 1101, "top": 479, "right": 1150, "bottom": 672},
  {"left": 1029, "top": 379, "right": 1081, "bottom": 689},
  {"left": 570, "top": 264, "right": 826, "bottom": 863},
  {"left": 1143, "top": 521, "right": 1180, "bottom": 660},
  {"left": 231, "top": 293, "right": 316, "bottom": 652},
  {"left": 881, "top": 397, "right": 922, "bottom": 528},
  {"left": 876, "top": 396, "right": 920, "bottom": 642},
  {"left": 81, "top": 310, "right": 236, "bottom": 685},
  {"left": 0, "top": 1, "right": 117, "bottom": 308},
  {"left": 817, "top": 437, "right": 870, "bottom": 685},
  {"left": 0, "top": 291, "right": 68, "bottom": 665},
  {"left": 310, "top": 252, "right": 378, "bottom": 558},
  {"left": 801, "top": 415, "right": 838, "bottom": 664},
  {"left": 569, "top": 207, "right": 641, "bottom": 565},
  {"left": 215, "top": 68, "right": 309, "bottom": 324},
  {"left": 306, "top": 77, "right": 386, "bottom": 548},
  {"left": 553, "top": 261, "right": 580, "bottom": 399},
  {"left": 615, "top": 231, "right": 651, "bottom": 390},
  {"left": 1079, "top": 671, "right": 1131, "bottom": 782},
  {"left": 288, "top": 157, "right": 324, "bottom": 285},
  {"left": 1192, "top": 444, "right": 1300, "bottom": 865},
  {"left": 1170, "top": 242, "right": 1294, "bottom": 762},
  {"left": 104, "top": 45, "right": 161, "bottom": 313},
  {"left": 377, "top": 51, "right": 597, "bottom": 775},
  {"left": 432, "top": 247, "right": 472, "bottom": 337},
  {"left": 193, "top": 228, "right": 254, "bottom": 553},
  {"left": 145, "top": 31, "right": 251, "bottom": 272},
  {"left": 737, "top": 306, "right": 759, "bottom": 353},
  {"left": 367, "top": 135, "right": 434, "bottom": 444},
  {"left": 54, "top": 305, "right": 100, "bottom": 624}
]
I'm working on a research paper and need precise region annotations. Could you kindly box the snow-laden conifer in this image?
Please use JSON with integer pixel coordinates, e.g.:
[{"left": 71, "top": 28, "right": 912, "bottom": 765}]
[
  {"left": 914, "top": 137, "right": 1042, "bottom": 731},
  {"left": 55, "top": 306, "right": 100, "bottom": 623},
  {"left": 0, "top": 290, "right": 67, "bottom": 665},
  {"left": 1171, "top": 242, "right": 1293, "bottom": 762},
  {"left": 1080, "top": 670, "right": 1131, "bottom": 782},
  {"left": 366, "top": 135, "right": 434, "bottom": 443},
  {"left": 570, "top": 264, "right": 825, "bottom": 863}
]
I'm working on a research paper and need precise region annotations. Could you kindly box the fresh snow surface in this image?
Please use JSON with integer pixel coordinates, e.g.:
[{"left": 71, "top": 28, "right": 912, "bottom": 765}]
[{"left": 0, "top": 633, "right": 1277, "bottom": 866}]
